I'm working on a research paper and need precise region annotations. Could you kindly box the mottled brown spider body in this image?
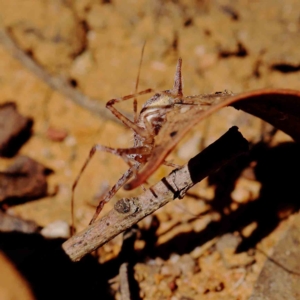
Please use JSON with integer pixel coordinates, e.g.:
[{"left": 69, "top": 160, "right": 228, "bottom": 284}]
[
  {"left": 138, "top": 90, "right": 180, "bottom": 136},
  {"left": 71, "top": 58, "right": 184, "bottom": 229}
]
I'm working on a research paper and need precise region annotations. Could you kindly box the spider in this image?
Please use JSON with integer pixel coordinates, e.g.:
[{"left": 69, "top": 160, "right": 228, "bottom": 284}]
[{"left": 71, "top": 57, "right": 232, "bottom": 231}]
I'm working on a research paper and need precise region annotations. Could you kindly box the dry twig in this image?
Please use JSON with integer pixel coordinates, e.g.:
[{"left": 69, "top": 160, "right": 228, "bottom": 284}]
[
  {"left": 119, "top": 226, "right": 139, "bottom": 300},
  {"left": 119, "top": 263, "right": 131, "bottom": 300},
  {"left": 62, "top": 126, "right": 249, "bottom": 261}
]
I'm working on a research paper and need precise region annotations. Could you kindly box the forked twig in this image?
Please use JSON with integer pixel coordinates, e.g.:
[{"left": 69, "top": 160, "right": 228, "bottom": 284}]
[
  {"left": 0, "top": 27, "right": 120, "bottom": 123},
  {"left": 62, "top": 126, "right": 249, "bottom": 261}
]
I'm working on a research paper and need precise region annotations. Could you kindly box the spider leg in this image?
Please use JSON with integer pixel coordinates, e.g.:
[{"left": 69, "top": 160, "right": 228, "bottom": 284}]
[
  {"left": 172, "top": 58, "right": 183, "bottom": 96},
  {"left": 163, "top": 161, "right": 182, "bottom": 168},
  {"left": 119, "top": 147, "right": 152, "bottom": 179},
  {"left": 71, "top": 144, "right": 153, "bottom": 233},
  {"left": 106, "top": 89, "right": 154, "bottom": 138},
  {"left": 71, "top": 144, "right": 121, "bottom": 234},
  {"left": 133, "top": 42, "right": 147, "bottom": 123},
  {"left": 89, "top": 163, "right": 139, "bottom": 224}
]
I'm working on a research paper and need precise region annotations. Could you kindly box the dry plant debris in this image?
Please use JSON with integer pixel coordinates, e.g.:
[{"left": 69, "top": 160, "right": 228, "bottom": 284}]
[
  {"left": 0, "top": 210, "right": 39, "bottom": 233},
  {"left": 0, "top": 155, "right": 51, "bottom": 204},
  {"left": 0, "top": 102, "right": 32, "bottom": 157}
]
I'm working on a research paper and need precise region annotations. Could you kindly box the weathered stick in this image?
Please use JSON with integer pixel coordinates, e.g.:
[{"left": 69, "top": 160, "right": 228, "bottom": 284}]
[{"left": 62, "top": 126, "right": 249, "bottom": 261}]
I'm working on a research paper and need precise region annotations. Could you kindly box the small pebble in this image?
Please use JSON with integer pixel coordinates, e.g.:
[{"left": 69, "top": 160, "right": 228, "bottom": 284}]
[
  {"left": 46, "top": 126, "right": 68, "bottom": 142},
  {"left": 178, "top": 254, "right": 196, "bottom": 275},
  {"left": 64, "top": 135, "right": 77, "bottom": 147},
  {"left": 169, "top": 253, "right": 180, "bottom": 264},
  {"left": 161, "top": 264, "right": 181, "bottom": 277},
  {"left": 41, "top": 220, "right": 70, "bottom": 239}
]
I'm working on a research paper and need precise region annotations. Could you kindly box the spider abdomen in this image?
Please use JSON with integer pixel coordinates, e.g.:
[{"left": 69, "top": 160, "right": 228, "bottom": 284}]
[{"left": 139, "top": 92, "right": 176, "bottom": 135}]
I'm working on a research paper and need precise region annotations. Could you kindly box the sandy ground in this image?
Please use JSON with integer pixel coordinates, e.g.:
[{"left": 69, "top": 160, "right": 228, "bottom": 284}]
[{"left": 0, "top": 1, "right": 300, "bottom": 299}]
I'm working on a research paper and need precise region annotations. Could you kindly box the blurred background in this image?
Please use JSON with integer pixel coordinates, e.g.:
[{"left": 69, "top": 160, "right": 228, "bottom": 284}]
[{"left": 0, "top": 0, "right": 300, "bottom": 299}]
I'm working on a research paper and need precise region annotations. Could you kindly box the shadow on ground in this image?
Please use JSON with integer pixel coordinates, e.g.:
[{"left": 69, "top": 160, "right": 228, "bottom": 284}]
[
  {"left": 0, "top": 232, "right": 118, "bottom": 300},
  {"left": 140, "top": 141, "right": 300, "bottom": 259}
]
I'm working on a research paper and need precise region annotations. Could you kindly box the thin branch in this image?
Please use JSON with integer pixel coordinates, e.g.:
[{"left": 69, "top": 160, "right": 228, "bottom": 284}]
[
  {"left": 0, "top": 27, "right": 121, "bottom": 123},
  {"left": 119, "top": 226, "right": 139, "bottom": 300},
  {"left": 255, "top": 246, "right": 300, "bottom": 276},
  {"left": 62, "top": 126, "right": 249, "bottom": 261},
  {"left": 119, "top": 263, "right": 131, "bottom": 300}
]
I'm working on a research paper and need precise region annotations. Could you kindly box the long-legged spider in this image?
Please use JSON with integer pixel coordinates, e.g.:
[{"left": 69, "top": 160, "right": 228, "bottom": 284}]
[
  {"left": 71, "top": 56, "right": 232, "bottom": 232},
  {"left": 71, "top": 57, "right": 188, "bottom": 227}
]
